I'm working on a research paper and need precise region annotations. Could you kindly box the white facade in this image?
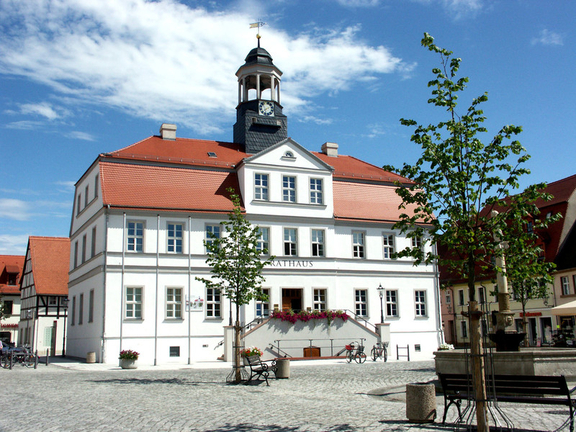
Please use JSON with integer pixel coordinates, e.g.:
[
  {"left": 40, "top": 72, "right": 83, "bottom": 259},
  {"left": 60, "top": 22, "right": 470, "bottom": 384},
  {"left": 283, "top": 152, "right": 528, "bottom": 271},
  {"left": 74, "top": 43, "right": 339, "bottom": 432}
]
[{"left": 67, "top": 138, "right": 442, "bottom": 365}]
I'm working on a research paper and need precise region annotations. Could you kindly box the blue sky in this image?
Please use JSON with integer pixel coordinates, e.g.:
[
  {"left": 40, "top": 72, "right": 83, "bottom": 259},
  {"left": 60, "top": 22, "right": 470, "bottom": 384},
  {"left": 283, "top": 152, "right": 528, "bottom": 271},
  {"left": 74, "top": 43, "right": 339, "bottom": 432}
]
[{"left": 0, "top": 0, "right": 574, "bottom": 255}]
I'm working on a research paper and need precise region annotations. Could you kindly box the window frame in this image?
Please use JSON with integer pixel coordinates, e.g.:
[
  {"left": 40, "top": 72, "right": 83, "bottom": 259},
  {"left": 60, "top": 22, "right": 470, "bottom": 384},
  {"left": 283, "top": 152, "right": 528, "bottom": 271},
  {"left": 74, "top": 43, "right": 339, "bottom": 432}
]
[
  {"left": 205, "top": 287, "right": 221, "bottom": 319},
  {"left": 461, "top": 320, "right": 468, "bottom": 338},
  {"left": 88, "top": 289, "right": 94, "bottom": 323},
  {"left": 354, "top": 289, "right": 368, "bottom": 317},
  {"left": 561, "top": 276, "right": 571, "bottom": 295},
  {"left": 126, "top": 221, "right": 144, "bottom": 253},
  {"left": 352, "top": 231, "right": 365, "bottom": 258},
  {"left": 282, "top": 175, "right": 296, "bottom": 203},
  {"left": 386, "top": 290, "right": 398, "bottom": 317},
  {"left": 125, "top": 287, "right": 143, "bottom": 320},
  {"left": 311, "top": 229, "right": 325, "bottom": 257},
  {"left": 166, "top": 287, "right": 183, "bottom": 319},
  {"left": 254, "top": 173, "right": 269, "bottom": 201},
  {"left": 283, "top": 228, "right": 298, "bottom": 256},
  {"left": 205, "top": 224, "right": 221, "bottom": 252},
  {"left": 91, "top": 226, "right": 97, "bottom": 258},
  {"left": 313, "top": 288, "right": 327, "bottom": 312},
  {"left": 78, "top": 293, "right": 84, "bottom": 325},
  {"left": 415, "top": 290, "right": 427, "bottom": 317},
  {"left": 310, "top": 178, "right": 323, "bottom": 205},
  {"left": 256, "top": 227, "right": 270, "bottom": 255},
  {"left": 167, "top": 222, "right": 184, "bottom": 254},
  {"left": 383, "top": 233, "right": 395, "bottom": 259},
  {"left": 255, "top": 288, "right": 270, "bottom": 318}
]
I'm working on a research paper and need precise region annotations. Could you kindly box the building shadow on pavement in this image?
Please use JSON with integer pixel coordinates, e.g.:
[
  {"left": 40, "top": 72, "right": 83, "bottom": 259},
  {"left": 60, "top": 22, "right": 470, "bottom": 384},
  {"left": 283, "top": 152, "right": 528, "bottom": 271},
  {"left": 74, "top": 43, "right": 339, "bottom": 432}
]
[{"left": 204, "top": 425, "right": 357, "bottom": 432}]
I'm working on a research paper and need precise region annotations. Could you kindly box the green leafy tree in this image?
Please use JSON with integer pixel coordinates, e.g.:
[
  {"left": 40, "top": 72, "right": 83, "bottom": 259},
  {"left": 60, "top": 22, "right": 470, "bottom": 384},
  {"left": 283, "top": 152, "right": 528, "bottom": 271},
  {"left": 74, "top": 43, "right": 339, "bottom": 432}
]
[
  {"left": 196, "top": 188, "right": 274, "bottom": 383},
  {"left": 385, "top": 33, "right": 556, "bottom": 431}
]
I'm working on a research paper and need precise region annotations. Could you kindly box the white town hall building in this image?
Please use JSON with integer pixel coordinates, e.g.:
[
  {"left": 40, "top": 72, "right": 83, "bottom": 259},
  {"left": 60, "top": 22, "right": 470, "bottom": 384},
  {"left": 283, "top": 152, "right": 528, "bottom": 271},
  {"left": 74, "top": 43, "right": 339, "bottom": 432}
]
[{"left": 66, "top": 42, "right": 442, "bottom": 365}]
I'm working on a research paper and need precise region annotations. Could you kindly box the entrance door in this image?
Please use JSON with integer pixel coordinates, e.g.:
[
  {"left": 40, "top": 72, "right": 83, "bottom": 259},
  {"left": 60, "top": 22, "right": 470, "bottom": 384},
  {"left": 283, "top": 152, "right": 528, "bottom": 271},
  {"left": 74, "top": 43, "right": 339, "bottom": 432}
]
[{"left": 282, "top": 289, "right": 302, "bottom": 312}]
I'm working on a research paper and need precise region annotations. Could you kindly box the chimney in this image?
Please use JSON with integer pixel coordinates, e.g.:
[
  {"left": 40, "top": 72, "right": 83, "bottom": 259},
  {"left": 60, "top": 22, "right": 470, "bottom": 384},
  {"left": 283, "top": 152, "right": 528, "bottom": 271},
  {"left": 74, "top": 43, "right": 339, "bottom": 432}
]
[
  {"left": 160, "top": 123, "right": 177, "bottom": 140},
  {"left": 321, "top": 142, "right": 338, "bottom": 157}
]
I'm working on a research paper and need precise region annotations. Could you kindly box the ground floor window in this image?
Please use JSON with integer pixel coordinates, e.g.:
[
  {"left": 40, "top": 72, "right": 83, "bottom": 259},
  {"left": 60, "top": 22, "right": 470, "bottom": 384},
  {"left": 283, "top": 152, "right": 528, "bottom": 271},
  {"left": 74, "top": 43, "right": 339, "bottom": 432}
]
[
  {"left": 354, "top": 289, "right": 367, "bottom": 317},
  {"left": 166, "top": 287, "right": 183, "bottom": 319},
  {"left": 206, "top": 288, "right": 221, "bottom": 318},
  {"left": 415, "top": 290, "right": 427, "bottom": 317},
  {"left": 256, "top": 288, "right": 270, "bottom": 318},
  {"left": 460, "top": 320, "right": 468, "bottom": 339},
  {"left": 386, "top": 290, "right": 398, "bottom": 317},
  {"left": 126, "top": 287, "right": 143, "bottom": 319},
  {"left": 313, "top": 289, "right": 327, "bottom": 312}
]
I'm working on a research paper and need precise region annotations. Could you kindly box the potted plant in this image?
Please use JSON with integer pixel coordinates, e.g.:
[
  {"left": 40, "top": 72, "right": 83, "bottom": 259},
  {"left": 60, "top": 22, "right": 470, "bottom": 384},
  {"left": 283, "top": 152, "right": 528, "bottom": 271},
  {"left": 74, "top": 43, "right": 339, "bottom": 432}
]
[
  {"left": 119, "top": 349, "right": 139, "bottom": 369},
  {"left": 240, "top": 346, "right": 262, "bottom": 365}
]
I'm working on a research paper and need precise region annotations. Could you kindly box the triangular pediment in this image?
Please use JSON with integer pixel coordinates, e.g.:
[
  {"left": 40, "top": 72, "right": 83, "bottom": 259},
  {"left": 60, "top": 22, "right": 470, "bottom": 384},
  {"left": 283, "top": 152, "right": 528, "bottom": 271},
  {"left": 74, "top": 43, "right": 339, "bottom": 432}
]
[{"left": 242, "top": 138, "right": 334, "bottom": 173}]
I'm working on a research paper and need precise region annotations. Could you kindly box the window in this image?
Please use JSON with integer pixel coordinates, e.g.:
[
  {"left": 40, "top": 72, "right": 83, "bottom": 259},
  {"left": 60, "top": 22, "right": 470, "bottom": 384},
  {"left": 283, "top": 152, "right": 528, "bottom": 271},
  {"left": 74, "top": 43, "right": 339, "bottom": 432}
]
[
  {"left": 205, "top": 224, "right": 220, "bottom": 250},
  {"left": 91, "top": 226, "right": 97, "bottom": 258},
  {"left": 85, "top": 185, "right": 89, "bottom": 207},
  {"left": 127, "top": 221, "right": 144, "bottom": 252},
  {"left": 78, "top": 293, "right": 84, "bottom": 325},
  {"left": 561, "top": 276, "right": 571, "bottom": 295},
  {"left": 478, "top": 286, "right": 486, "bottom": 304},
  {"left": 458, "top": 289, "right": 465, "bottom": 306},
  {"left": 77, "top": 194, "right": 81, "bottom": 216},
  {"left": 256, "top": 288, "right": 270, "bottom": 318},
  {"left": 126, "top": 287, "right": 143, "bottom": 319},
  {"left": 355, "top": 289, "right": 367, "bottom": 317},
  {"left": 94, "top": 174, "right": 99, "bottom": 198},
  {"left": 167, "top": 223, "right": 183, "bottom": 253},
  {"left": 352, "top": 231, "right": 365, "bottom": 258},
  {"left": 88, "top": 289, "right": 94, "bottom": 323},
  {"left": 74, "top": 241, "right": 79, "bottom": 268},
  {"left": 256, "top": 227, "right": 270, "bottom": 254},
  {"left": 166, "top": 287, "right": 182, "bottom": 319},
  {"left": 284, "top": 228, "right": 297, "bottom": 256},
  {"left": 81, "top": 234, "right": 87, "bottom": 264},
  {"left": 206, "top": 288, "right": 221, "bottom": 318},
  {"left": 282, "top": 176, "right": 296, "bottom": 202},
  {"left": 381, "top": 234, "right": 395, "bottom": 259},
  {"left": 445, "top": 291, "right": 451, "bottom": 305},
  {"left": 170, "top": 346, "right": 180, "bottom": 357},
  {"left": 415, "top": 291, "right": 427, "bottom": 317},
  {"left": 310, "top": 179, "right": 323, "bottom": 204},
  {"left": 2, "top": 300, "right": 13, "bottom": 316},
  {"left": 313, "top": 289, "right": 327, "bottom": 312},
  {"left": 386, "top": 290, "right": 398, "bottom": 317},
  {"left": 526, "top": 221, "right": 533, "bottom": 233},
  {"left": 461, "top": 320, "right": 468, "bottom": 338},
  {"left": 311, "top": 229, "right": 324, "bottom": 257},
  {"left": 71, "top": 296, "right": 76, "bottom": 326},
  {"left": 254, "top": 174, "right": 269, "bottom": 201},
  {"left": 412, "top": 236, "right": 424, "bottom": 251}
]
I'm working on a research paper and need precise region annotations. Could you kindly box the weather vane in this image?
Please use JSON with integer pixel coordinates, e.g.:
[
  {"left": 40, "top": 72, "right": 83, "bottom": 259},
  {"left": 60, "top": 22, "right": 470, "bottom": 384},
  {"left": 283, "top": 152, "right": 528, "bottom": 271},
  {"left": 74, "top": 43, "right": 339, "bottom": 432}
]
[{"left": 249, "top": 21, "right": 266, "bottom": 46}]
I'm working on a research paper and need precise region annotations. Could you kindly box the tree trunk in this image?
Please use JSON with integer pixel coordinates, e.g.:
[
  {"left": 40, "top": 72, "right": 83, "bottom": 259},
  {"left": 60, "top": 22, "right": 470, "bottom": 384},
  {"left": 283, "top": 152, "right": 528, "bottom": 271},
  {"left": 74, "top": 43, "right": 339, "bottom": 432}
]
[
  {"left": 234, "top": 320, "right": 241, "bottom": 383},
  {"left": 470, "top": 301, "right": 489, "bottom": 432}
]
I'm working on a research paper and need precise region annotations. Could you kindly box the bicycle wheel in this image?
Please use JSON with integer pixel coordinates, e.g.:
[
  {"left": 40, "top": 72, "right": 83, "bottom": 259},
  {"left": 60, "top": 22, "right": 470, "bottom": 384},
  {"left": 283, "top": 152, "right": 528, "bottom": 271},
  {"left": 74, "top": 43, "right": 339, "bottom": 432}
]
[
  {"left": 24, "top": 354, "right": 35, "bottom": 368},
  {"left": 1, "top": 355, "right": 12, "bottom": 369},
  {"left": 383, "top": 348, "right": 388, "bottom": 362},
  {"left": 355, "top": 352, "right": 367, "bottom": 364},
  {"left": 371, "top": 347, "right": 378, "bottom": 362},
  {"left": 346, "top": 351, "right": 353, "bottom": 363}
]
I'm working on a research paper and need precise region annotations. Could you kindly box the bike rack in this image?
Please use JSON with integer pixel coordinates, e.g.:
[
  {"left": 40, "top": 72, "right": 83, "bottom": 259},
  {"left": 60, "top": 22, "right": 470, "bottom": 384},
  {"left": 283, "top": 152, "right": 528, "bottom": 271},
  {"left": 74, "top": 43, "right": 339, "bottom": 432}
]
[{"left": 397, "top": 344, "right": 410, "bottom": 361}]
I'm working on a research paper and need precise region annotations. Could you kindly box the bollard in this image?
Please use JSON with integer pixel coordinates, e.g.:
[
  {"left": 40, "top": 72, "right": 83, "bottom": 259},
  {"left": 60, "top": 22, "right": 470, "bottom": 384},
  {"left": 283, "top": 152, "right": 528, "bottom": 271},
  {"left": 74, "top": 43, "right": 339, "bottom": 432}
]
[
  {"left": 45, "top": 349, "right": 50, "bottom": 366},
  {"left": 275, "top": 358, "right": 290, "bottom": 379},
  {"left": 406, "top": 383, "right": 436, "bottom": 423}
]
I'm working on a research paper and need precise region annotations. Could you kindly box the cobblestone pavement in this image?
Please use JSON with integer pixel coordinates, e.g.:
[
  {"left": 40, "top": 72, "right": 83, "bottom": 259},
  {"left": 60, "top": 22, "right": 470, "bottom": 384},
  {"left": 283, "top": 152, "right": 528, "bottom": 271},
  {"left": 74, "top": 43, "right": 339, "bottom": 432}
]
[{"left": 0, "top": 359, "right": 570, "bottom": 432}]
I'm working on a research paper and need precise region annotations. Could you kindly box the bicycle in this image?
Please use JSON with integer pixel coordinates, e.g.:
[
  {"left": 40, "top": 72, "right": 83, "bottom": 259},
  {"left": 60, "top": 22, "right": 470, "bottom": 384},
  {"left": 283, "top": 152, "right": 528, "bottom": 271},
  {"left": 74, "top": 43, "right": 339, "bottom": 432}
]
[
  {"left": 1, "top": 347, "right": 36, "bottom": 369},
  {"left": 345, "top": 341, "right": 367, "bottom": 364},
  {"left": 371, "top": 342, "right": 388, "bottom": 362}
]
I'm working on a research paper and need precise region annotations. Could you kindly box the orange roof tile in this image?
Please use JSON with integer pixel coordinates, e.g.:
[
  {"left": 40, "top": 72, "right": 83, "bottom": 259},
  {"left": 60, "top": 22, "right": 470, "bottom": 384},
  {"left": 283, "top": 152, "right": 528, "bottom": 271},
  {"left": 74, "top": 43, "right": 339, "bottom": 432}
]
[
  {"left": 28, "top": 237, "right": 70, "bottom": 296},
  {"left": 0, "top": 255, "right": 25, "bottom": 295},
  {"left": 100, "top": 162, "right": 239, "bottom": 212},
  {"left": 333, "top": 181, "right": 419, "bottom": 223}
]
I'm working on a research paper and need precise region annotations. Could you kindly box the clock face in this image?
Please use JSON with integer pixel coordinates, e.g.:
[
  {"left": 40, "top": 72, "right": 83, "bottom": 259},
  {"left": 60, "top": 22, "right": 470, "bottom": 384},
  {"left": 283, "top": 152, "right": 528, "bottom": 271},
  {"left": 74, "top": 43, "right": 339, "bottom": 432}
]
[{"left": 258, "top": 101, "right": 274, "bottom": 116}]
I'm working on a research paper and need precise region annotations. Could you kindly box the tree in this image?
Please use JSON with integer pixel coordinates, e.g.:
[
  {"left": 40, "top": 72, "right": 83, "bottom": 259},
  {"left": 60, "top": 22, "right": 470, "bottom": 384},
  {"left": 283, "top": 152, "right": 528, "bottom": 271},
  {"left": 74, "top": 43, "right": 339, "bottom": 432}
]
[
  {"left": 196, "top": 188, "right": 274, "bottom": 383},
  {"left": 385, "top": 33, "right": 555, "bottom": 431}
]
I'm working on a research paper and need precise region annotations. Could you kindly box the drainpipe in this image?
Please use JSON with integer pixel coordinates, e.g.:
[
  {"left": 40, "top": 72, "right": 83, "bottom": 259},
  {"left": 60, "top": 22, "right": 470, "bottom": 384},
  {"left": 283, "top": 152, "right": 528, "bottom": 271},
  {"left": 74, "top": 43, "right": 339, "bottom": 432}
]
[
  {"left": 101, "top": 205, "right": 110, "bottom": 363},
  {"left": 433, "top": 244, "right": 444, "bottom": 347},
  {"left": 120, "top": 213, "right": 126, "bottom": 352},
  {"left": 188, "top": 216, "right": 192, "bottom": 365},
  {"left": 154, "top": 214, "right": 160, "bottom": 366}
]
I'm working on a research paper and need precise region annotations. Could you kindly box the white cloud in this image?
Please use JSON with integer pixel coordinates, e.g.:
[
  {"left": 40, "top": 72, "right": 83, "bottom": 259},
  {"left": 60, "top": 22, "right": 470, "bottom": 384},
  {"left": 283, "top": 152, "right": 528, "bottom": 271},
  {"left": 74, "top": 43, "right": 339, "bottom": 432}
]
[
  {"left": 410, "top": 0, "right": 484, "bottom": 19},
  {"left": 532, "top": 29, "right": 564, "bottom": 46},
  {"left": 0, "top": 198, "right": 31, "bottom": 221},
  {"left": 0, "top": 233, "right": 29, "bottom": 255},
  {"left": 18, "top": 102, "right": 64, "bottom": 120},
  {"left": 64, "top": 131, "right": 96, "bottom": 141},
  {"left": 0, "top": 0, "right": 408, "bottom": 136}
]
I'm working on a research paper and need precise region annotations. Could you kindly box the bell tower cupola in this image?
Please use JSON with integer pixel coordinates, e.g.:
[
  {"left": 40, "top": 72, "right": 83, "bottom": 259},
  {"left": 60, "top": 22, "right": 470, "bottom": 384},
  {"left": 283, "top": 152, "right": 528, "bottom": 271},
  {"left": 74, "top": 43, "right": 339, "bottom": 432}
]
[{"left": 233, "top": 38, "right": 288, "bottom": 154}]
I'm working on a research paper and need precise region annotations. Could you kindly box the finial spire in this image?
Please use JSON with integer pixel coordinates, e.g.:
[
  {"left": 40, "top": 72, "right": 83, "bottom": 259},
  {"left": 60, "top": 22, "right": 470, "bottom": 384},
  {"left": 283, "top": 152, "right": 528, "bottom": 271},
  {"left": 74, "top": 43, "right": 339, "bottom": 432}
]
[{"left": 249, "top": 21, "right": 266, "bottom": 47}]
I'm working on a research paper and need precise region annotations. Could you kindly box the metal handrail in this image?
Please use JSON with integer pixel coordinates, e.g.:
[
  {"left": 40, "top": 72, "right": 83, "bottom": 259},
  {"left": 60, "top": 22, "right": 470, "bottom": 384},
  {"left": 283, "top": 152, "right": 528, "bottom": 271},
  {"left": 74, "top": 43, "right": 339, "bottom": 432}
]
[{"left": 342, "top": 309, "right": 378, "bottom": 333}]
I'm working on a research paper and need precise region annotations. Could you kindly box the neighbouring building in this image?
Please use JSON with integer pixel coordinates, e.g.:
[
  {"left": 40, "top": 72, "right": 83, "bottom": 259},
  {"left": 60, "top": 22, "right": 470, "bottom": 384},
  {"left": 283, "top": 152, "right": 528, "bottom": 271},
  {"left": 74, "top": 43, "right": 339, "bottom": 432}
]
[
  {"left": 67, "top": 42, "right": 442, "bottom": 365},
  {"left": 0, "top": 255, "right": 25, "bottom": 344},
  {"left": 19, "top": 237, "right": 70, "bottom": 355},
  {"left": 440, "top": 174, "right": 576, "bottom": 347}
]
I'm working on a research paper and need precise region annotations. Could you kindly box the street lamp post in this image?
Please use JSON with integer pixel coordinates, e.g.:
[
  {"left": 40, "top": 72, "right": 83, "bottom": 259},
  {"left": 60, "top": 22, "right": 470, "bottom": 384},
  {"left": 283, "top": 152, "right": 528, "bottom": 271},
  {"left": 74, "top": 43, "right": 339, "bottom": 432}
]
[{"left": 377, "top": 284, "right": 385, "bottom": 324}]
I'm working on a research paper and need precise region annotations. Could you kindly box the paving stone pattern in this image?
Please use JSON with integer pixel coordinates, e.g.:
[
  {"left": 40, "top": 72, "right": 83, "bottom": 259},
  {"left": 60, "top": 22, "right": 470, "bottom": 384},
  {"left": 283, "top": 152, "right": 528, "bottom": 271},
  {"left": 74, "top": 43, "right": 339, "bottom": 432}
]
[{"left": 0, "top": 359, "right": 569, "bottom": 432}]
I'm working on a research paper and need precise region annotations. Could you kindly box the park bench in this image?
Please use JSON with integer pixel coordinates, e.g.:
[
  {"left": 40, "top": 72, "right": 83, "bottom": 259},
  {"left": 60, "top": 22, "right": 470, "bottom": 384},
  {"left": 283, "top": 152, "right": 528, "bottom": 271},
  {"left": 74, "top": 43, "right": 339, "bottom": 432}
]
[
  {"left": 438, "top": 373, "right": 576, "bottom": 432},
  {"left": 244, "top": 355, "right": 277, "bottom": 386}
]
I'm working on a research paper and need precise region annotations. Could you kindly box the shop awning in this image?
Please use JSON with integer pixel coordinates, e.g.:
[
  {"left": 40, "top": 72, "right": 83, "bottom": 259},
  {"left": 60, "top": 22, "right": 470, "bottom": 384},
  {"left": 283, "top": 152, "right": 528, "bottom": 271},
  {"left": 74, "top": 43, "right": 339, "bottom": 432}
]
[{"left": 550, "top": 300, "right": 576, "bottom": 316}]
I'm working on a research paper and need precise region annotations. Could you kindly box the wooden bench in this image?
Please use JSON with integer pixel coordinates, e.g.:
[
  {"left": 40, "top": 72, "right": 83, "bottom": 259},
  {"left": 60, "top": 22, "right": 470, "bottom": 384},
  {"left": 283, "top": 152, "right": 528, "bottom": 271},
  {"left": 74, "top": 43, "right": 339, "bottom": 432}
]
[
  {"left": 244, "top": 355, "right": 277, "bottom": 386},
  {"left": 438, "top": 373, "right": 576, "bottom": 431}
]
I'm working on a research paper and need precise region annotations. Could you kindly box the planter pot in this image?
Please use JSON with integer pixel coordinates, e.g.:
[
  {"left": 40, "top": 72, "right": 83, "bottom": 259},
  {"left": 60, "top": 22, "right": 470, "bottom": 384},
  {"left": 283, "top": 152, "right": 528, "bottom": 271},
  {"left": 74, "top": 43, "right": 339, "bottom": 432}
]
[{"left": 120, "top": 358, "right": 138, "bottom": 369}]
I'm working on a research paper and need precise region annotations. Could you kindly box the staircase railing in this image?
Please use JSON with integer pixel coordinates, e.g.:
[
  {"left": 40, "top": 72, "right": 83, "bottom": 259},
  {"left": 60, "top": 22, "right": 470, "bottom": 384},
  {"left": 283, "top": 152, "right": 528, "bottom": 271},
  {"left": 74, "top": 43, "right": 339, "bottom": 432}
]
[{"left": 342, "top": 309, "right": 378, "bottom": 333}]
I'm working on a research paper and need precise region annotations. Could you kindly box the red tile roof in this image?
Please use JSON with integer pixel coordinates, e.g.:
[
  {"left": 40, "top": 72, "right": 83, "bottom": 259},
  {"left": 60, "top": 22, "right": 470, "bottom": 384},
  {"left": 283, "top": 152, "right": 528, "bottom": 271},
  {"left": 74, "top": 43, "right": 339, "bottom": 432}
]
[
  {"left": 0, "top": 255, "right": 25, "bottom": 295},
  {"left": 100, "top": 162, "right": 239, "bottom": 213},
  {"left": 99, "top": 135, "right": 415, "bottom": 221},
  {"left": 28, "top": 237, "right": 70, "bottom": 296},
  {"left": 537, "top": 174, "right": 576, "bottom": 208}
]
